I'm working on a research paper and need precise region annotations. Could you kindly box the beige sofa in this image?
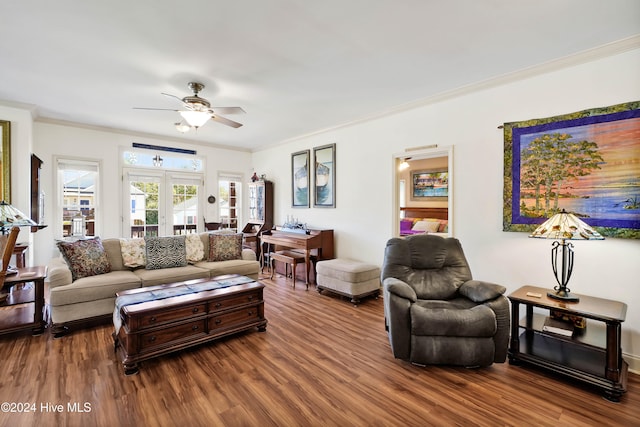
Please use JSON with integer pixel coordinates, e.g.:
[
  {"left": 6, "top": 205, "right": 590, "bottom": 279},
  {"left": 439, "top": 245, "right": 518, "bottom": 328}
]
[{"left": 47, "top": 232, "right": 259, "bottom": 336}]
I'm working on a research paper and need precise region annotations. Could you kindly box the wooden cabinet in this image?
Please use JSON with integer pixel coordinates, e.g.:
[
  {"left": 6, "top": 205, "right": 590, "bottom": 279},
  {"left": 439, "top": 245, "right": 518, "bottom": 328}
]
[
  {"left": 30, "top": 154, "right": 44, "bottom": 232},
  {"left": 114, "top": 278, "right": 267, "bottom": 375},
  {"left": 243, "top": 180, "right": 273, "bottom": 256},
  {"left": 247, "top": 180, "right": 273, "bottom": 230}
]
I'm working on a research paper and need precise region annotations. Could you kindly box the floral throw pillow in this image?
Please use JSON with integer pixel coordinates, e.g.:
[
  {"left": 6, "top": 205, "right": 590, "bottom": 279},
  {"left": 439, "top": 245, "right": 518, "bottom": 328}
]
[
  {"left": 208, "top": 233, "right": 243, "bottom": 262},
  {"left": 185, "top": 233, "right": 204, "bottom": 263},
  {"left": 119, "top": 238, "right": 146, "bottom": 268},
  {"left": 145, "top": 236, "right": 187, "bottom": 270},
  {"left": 57, "top": 237, "right": 112, "bottom": 281}
]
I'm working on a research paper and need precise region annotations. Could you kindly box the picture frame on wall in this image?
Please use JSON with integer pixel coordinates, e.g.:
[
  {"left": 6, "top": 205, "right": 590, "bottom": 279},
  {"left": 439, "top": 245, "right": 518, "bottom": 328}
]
[
  {"left": 291, "top": 149, "right": 310, "bottom": 208},
  {"left": 410, "top": 169, "right": 448, "bottom": 201},
  {"left": 313, "top": 143, "right": 336, "bottom": 208}
]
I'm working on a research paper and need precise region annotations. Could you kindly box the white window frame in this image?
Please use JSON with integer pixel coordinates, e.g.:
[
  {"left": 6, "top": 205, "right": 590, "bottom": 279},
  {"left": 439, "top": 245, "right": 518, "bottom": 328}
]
[{"left": 54, "top": 157, "right": 102, "bottom": 239}]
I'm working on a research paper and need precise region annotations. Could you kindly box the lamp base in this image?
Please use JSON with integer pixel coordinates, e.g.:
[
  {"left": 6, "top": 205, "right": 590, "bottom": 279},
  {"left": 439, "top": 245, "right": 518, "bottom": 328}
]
[{"left": 547, "top": 289, "right": 579, "bottom": 303}]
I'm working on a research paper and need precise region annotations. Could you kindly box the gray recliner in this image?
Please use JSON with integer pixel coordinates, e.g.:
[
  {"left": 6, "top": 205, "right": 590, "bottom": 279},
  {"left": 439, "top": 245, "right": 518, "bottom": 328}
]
[{"left": 381, "top": 234, "right": 509, "bottom": 367}]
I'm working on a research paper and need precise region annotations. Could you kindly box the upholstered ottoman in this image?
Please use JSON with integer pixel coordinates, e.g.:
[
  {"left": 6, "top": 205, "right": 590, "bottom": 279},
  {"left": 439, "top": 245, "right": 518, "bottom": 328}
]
[{"left": 316, "top": 259, "right": 380, "bottom": 305}]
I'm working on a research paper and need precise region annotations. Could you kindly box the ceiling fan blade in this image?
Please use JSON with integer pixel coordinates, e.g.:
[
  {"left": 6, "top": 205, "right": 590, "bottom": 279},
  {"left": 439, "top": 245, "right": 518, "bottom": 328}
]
[
  {"left": 133, "top": 107, "right": 179, "bottom": 111},
  {"left": 161, "top": 92, "right": 186, "bottom": 103},
  {"left": 212, "top": 107, "right": 246, "bottom": 115},
  {"left": 211, "top": 115, "right": 243, "bottom": 128}
]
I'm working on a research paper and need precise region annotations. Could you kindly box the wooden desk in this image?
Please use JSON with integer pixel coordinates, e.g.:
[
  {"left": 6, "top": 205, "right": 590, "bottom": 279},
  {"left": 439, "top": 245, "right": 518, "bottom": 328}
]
[
  {"left": 0, "top": 266, "right": 48, "bottom": 336},
  {"left": 260, "top": 228, "right": 333, "bottom": 285},
  {"left": 508, "top": 285, "right": 628, "bottom": 402}
]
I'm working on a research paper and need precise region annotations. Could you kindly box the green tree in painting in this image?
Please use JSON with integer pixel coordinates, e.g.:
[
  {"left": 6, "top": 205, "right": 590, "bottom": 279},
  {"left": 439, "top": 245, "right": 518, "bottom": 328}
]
[{"left": 520, "top": 133, "right": 603, "bottom": 216}]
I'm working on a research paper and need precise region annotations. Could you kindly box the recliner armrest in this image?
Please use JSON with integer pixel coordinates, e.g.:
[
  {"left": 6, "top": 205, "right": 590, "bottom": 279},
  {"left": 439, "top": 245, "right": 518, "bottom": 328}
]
[
  {"left": 383, "top": 277, "right": 417, "bottom": 303},
  {"left": 459, "top": 280, "right": 506, "bottom": 303}
]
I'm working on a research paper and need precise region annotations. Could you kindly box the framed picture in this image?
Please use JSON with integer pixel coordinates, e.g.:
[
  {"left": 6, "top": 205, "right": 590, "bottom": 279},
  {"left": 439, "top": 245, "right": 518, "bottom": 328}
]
[
  {"left": 503, "top": 101, "right": 640, "bottom": 239},
  {"left": 410, "top": 169, "right": 448, "bottom": 200},
  {"left": 291, "top": 150, "right": 310, "bottom": 208},
  {"left": 313, "top": 143, "right": 336, "bottom": 208}
]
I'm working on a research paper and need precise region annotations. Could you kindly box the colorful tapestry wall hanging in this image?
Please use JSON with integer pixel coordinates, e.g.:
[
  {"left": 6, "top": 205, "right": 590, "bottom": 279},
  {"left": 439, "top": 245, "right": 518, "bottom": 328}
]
[{"left": 503, "top": 101, "right": 640, "bottom": 239}]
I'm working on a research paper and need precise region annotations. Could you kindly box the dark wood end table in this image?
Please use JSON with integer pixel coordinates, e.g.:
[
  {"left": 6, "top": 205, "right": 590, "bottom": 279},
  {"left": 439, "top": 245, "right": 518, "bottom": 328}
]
[
  {"left": 508, "top": 285, "right": 628, "bottom": 402},
  {"left": 0, "top": 266, "right": 48, "bottom": 336}
]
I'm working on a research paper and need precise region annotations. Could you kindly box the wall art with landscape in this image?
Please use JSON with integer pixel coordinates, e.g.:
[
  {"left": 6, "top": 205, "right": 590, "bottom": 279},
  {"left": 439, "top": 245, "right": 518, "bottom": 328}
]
[{"left": 503, "top": 101, "right": 640, "bottom": 239}]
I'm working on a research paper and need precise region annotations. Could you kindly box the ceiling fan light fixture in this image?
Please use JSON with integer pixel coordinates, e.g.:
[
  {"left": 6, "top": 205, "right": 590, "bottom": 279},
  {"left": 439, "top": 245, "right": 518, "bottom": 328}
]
[
  {"left": 180, "top": 110, "right": 210, "bottom": 128},
  {"left": 175, "top": 121, "right": 191, "bottom": 133}
]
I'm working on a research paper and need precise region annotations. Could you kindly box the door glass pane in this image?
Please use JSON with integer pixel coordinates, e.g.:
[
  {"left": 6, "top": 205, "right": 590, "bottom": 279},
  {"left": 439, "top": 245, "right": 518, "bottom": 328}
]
[
  {"left": 129, "top": 180, "right": 159, "bottom": 237},
  {"left": 172, "top": 183, "right": 198, "bottom": 235}
]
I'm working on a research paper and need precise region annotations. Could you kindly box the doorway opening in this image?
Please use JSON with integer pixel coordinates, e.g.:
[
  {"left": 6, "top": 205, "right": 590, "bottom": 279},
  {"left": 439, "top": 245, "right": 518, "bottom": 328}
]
[{"left": 392, "top": 146, "right": 453, "bottom": 237}]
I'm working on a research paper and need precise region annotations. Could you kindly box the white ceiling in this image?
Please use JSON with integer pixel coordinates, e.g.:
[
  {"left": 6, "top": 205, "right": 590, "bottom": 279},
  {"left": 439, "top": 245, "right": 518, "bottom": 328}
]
[{"left": 1, "top": 1, "right": 639, "bottom": 151}]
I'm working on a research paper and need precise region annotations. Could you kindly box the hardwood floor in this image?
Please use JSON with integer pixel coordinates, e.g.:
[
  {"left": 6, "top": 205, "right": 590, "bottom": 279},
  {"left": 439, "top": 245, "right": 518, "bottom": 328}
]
[{"left": 1, "top": 273, "right": 639, "bottom": 427}]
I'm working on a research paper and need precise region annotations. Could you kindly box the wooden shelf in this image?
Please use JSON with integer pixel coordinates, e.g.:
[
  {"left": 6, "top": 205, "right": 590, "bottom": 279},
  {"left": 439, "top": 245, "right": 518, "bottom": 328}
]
[
  {"left": 520, "top": 312, "right": 607, "bottom": 350},
  {"left": 1, "top": 283, "right": 35, "bottom": 306}
]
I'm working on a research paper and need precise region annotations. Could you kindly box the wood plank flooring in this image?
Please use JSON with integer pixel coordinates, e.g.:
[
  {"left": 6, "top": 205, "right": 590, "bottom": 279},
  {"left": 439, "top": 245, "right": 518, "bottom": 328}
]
[{"left": 1, "top": 273, "right": 639, "bottom": 426}]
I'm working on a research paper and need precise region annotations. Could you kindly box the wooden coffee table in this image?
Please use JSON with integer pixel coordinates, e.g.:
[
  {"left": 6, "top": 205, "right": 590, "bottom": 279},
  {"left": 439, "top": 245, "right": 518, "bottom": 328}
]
[{"left": 113, "top": 275, "right": 267, "bottom": 375}]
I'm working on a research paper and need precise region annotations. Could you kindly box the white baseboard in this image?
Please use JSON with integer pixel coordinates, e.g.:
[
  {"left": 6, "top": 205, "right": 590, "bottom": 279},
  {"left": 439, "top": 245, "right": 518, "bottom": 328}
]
[{"left": 625, "top": 352, "right": 640, "bottom": 374}]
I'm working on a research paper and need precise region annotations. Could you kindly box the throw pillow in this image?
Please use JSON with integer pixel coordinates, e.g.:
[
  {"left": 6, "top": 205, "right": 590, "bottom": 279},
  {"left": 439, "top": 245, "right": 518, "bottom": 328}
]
[
  {"left": 208, "top": 233, "right": 243, "bottom": 262},
  {"left": 185, "top": 233, "right": 204, "bottom": 263},
  {"left": 57, "top": 237, "right": 112, "bottom": 281},
  {"left": 119, "top": 238, "right": 146, "bottom": 268},
  {"left": 411, "top": 220, "right": 441, "bottom": 233},
  {"left": 145, "top": 236, "right": 187, "bottom": 270}
]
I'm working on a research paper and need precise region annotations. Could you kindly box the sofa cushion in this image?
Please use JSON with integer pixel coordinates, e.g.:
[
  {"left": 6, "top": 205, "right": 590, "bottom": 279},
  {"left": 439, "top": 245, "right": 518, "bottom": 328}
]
[
  {"left": 133, "top": 265, "right": 210, "bottom": 287},
  {"left": 119, "top": 238, "right": 146, "bottom": 268},
  {"left": 49, "top": 270, "right": 141, "bottom": 306},
  {"left": 145, "top": 235, "right": 187, "bottom": 270},
  {"left": 411, "top": 303, "right": 496, "bottom": 337},
  {"left": 57, "top": 238, "right": 112, "bottom": 281},
  {"left": 102, "top": 238, "right": 126, "bottom": 271},
  {"left": 195, "top": 259, "right": 260, "bottom": 279},
  {"left": 208, "top": 233, "right": 243, "bottom": 261},
  {"left": 186, "top": 233, "right": 204, "bottom": 263}
]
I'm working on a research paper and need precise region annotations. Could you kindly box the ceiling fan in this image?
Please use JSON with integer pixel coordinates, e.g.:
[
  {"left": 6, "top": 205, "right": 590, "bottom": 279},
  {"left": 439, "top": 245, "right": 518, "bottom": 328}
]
[{"left": 134, "top": 82, "right": 245, "bottom": 132}]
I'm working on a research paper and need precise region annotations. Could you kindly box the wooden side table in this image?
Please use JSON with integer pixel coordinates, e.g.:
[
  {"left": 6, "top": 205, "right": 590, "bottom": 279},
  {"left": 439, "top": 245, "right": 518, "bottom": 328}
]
[
  {"left": 508, "top": 285, "right": 628, "bottom": 402},
  {"left": 0, "top": 266, "right": 47, "bottom": 336},
  {"left": 13, "top": 242, "right": 29, "bottom": 268}
]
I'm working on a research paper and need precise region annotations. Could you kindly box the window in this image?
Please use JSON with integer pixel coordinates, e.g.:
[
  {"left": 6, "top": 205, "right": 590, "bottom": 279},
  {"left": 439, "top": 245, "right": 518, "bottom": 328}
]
[{"left": 56, "top": 159, "right": 100, "bottom": 237}]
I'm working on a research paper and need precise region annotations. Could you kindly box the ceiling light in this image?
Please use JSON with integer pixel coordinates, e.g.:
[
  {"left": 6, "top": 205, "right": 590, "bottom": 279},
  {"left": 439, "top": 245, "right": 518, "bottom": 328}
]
[
  {"left": 180, "top": 110, "right": 211, "bottom": 128},
  {"left": 175, "top": 121, "right": 191, "bottom": 133},
  {"left": 399, "top": 158, "right": 411, "bottom": 171}
]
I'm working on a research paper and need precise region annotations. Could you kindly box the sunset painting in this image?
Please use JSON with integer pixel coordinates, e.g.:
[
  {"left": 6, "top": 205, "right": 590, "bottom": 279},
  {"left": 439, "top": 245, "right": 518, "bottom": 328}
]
[{"left": 503, "top": 102, "right": 640, "bottom": 238}]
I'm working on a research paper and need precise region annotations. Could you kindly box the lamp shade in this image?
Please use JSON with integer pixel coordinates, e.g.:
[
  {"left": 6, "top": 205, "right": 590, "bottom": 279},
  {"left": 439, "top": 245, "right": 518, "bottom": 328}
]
[
  {"left": 180, "top": 110, "right": 211, "bottom": 128},
  {"left": 0, "top": 200, "right": 37, "bottom": 230},
  {"left": 529, "top": 209, "right": 604, "bottom": 241}
]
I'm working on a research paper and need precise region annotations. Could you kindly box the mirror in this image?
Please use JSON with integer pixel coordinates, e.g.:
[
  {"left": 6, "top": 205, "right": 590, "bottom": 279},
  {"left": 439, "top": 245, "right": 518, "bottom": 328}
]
[{"left": 0, "top": 120, "right": 10, "bottom": 203}]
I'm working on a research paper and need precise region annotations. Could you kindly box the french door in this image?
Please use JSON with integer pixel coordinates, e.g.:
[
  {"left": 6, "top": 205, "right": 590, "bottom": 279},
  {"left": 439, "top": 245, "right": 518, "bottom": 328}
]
[{"left": 123, "top": 169, "right": 203, "bottom": 237}]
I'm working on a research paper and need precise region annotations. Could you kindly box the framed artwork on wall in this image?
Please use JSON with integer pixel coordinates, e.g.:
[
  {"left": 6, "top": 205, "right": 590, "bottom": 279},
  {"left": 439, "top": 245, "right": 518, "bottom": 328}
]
[
  {"left": 291, "top": 149, "right": 310, "bottom": 208},
  {"left": 410, "top": 169, "right": 448, "bottom": 200},
  {"left": 313, "top": 143, "right": 336, "bottom": 208},
  {"left": 503, "top": 101, "right": 640, "bottom": 239}
]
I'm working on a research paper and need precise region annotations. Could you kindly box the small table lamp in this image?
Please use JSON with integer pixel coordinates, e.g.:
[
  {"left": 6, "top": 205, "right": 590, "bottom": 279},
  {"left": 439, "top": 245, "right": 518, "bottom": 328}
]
[{"left": 529, "top": 209, "right": 604, "bottom": 302}]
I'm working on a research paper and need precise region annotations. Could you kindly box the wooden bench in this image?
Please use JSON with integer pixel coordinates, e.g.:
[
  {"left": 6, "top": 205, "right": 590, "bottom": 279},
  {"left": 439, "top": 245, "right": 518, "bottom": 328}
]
[{"left": 270, "top": 250, "right": 307, "bottom": 289}]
